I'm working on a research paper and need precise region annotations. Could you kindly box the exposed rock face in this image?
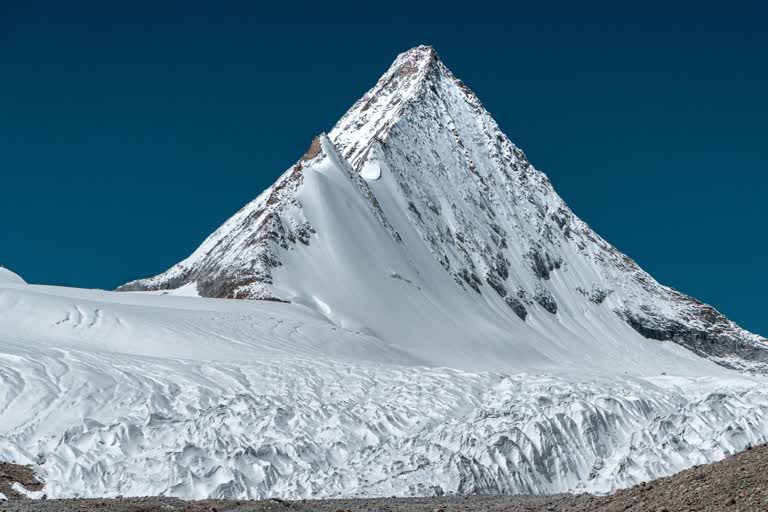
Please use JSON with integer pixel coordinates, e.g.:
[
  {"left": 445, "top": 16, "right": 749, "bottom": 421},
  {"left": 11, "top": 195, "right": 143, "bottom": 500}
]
[
  {"left": 617, "top": 294, "right": 767, "bottom": 371},
  {"left": 0, "top": 462, "right": 43, "bottom": 499},
  {"left": 119, "top": 46, "right": 767, "bottom": 372},
  {"left": 119, "top": 138, "right": 321, "bottom": 301},
  {"left": 534, "top": 286, "right": 558, "bottom": 315}
]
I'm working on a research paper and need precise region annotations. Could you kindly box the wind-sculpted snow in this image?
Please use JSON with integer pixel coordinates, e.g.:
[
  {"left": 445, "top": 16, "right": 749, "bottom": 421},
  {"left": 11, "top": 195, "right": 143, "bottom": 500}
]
[
  {"left": 1, "top": 348, "right": 767, "bottom": 499},
  {"left": 1, "top": 281, "right": 768, "bottom": 499}
]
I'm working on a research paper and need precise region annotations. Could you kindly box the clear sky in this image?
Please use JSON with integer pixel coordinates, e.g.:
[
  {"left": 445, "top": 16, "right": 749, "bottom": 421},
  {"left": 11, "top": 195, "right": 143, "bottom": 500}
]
[{"left": 1, "top": 1, "right": 766, "bottom": 335}]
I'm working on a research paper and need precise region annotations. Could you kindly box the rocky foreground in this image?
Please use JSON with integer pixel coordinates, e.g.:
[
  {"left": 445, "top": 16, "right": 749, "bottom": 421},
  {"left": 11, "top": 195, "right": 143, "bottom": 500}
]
[{"left": 2, "top": 444, "right": 767, "bottom": 512}]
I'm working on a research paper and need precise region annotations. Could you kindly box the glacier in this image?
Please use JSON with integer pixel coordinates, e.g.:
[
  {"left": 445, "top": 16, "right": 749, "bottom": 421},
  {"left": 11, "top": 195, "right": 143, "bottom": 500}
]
[
  {"left": 1, "top": 278, "right": 767, "bottom": 499},
  {"left": 1, "top": 45, "right": 767, "bottom": 500}
]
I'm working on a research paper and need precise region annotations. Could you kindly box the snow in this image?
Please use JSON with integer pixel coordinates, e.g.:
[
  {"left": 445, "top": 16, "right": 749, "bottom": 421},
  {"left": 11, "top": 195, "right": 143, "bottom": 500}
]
[
  {"left": 1, "top": 46, "right": 767, "bottom": 500},
  {"left": 0, "top": 267, "right": 25, "bottom": 285},
  {"left": 120, "top": 46, "right": 766, "bottom": 372},
  {"left": 1, "top": 277, "right": 768, "bottom": 499},
  {"left": 11, "top": 483, "right": 44, "bottom": 500},
  {"left": 359, "top": 160, "right": 382, "bottom": 180}
]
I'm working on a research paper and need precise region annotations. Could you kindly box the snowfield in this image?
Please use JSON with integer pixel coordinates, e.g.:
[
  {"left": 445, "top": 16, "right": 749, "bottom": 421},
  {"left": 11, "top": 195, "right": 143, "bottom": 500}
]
[
  {"left": 2, "top": 45, "right": 767, "bottom": 500},
  {"left": 0, "top": 278, "right": 767, "bottom": 499}
]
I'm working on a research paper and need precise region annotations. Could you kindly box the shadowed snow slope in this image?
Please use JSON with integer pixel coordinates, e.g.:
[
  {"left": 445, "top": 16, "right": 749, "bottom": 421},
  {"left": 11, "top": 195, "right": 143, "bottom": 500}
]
[{"left": 2, "top": 46, "right": 766, "bottom": 500}]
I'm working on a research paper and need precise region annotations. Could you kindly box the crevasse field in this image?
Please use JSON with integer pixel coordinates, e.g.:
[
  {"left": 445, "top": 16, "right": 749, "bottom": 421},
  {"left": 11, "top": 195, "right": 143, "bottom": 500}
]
[{"left": 1, "top": 267, "right": 767, "bottom": 500}]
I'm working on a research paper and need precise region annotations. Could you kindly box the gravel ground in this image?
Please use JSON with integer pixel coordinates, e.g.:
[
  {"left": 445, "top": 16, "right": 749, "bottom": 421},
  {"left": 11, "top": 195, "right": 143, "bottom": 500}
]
[
  {"left": 2, "top": 445, "right": 767, "bottom": 512},
  {"left": 0, "top": 463, "right": 43, "bottom": 500}
]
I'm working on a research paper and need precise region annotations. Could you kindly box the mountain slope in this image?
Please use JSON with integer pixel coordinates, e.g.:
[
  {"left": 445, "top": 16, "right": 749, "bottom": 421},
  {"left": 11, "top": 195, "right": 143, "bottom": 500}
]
[{"left": 118, "top": 46, "right": 767, "bottom": 372}]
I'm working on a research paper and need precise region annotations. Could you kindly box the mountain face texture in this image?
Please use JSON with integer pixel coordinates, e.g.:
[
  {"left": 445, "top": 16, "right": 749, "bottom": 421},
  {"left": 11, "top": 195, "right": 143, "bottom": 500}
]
[{"left": 119, "top": 46, "right": 767, "bottom": 373}]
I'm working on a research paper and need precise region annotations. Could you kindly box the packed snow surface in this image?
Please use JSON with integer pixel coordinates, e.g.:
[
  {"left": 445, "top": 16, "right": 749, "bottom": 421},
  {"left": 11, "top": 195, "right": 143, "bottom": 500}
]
[{"left": 1, "top": 278, "right": 767, "bottom": 499}]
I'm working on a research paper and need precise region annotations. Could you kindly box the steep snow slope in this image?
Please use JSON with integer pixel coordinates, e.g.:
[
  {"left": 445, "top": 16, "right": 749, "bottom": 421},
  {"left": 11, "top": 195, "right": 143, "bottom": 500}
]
[
  {"left": 119, "top": 46, "right": 767, "bottom": 372},
  {"left": 1, "top": 277, "right": 768, "bottom": 499}
]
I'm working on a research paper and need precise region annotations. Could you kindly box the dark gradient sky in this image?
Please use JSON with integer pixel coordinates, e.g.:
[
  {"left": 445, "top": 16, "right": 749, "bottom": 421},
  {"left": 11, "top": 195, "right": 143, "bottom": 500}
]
[{"left": 1, "top": 1, "right": 766, "bottom": 334}]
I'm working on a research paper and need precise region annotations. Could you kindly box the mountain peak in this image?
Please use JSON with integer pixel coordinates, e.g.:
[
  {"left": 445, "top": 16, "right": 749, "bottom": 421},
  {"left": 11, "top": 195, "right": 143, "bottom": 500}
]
[
  {"left": 329, "top": 45, "right": 452, "bottom": 169},
  {"left": 388, "top": 45, "right": 440, "bottom": 75},
  {"left": 120, "top": 46, "right": 768, "bottom": 374}
]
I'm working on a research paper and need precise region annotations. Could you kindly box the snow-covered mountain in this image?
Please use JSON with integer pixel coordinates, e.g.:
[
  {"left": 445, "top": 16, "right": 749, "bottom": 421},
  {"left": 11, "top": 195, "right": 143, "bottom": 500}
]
[
  {"left": 1, "top": 45, "right": 766, "bottom": 501},
  {"left": 120, "top": 45, "right": 767, "bottom": 373}
]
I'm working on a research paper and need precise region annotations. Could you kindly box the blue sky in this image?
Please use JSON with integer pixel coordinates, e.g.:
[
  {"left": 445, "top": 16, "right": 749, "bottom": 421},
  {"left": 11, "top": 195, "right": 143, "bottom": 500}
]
[{"left": 1, "top": 0, "right": 766, "bottom": 334}]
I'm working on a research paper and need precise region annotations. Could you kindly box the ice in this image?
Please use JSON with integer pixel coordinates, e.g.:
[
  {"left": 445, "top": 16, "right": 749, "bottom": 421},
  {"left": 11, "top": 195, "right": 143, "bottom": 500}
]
[
  {"left": 1, "top": 276, "right": 767, "bottom": 499},
  {"left": 1, "top": 45, "right": 766, "bottom": 501}
]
